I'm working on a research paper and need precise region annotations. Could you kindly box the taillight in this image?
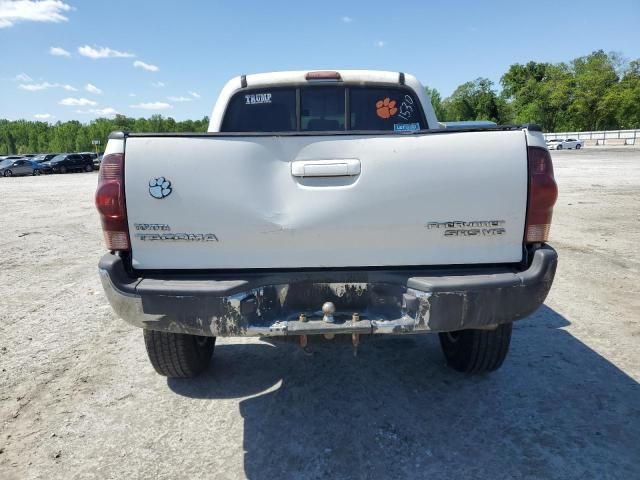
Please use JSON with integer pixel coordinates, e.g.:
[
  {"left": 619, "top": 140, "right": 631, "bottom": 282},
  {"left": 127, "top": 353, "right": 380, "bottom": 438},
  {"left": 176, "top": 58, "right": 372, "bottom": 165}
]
[
  {"left": 525, "top": 146, "right": 558, "bottom": 243},
  {"left": 95, "top": 152, "right": 130, "bottom": 251}
]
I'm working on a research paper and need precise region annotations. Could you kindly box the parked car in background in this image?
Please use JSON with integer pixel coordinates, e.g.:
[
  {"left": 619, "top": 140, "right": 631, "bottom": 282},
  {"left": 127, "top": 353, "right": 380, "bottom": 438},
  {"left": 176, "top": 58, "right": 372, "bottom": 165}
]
[
  {"left": 0, "top": 158, "right": 42, "bottom": 176},
  {"left": 32, "top": 153, "right": 59, "bottom": 163},
  {"left": 79, "top": 152, "right": 101, "bottom": 170},
  {"left": 93, "top": 153, "right": 103, "bottom": 170},
  {"left": 0, "top": 155, "right": 26, "bottom": 162},
  {"left": 28, "top": 159, "right": 43, "bottom": 175},
  {"left": 546, "top": 138, "right": 584, "bottom": 150},
  {"left": 41, "top": 153, "right": 94, "bottom": 174}
]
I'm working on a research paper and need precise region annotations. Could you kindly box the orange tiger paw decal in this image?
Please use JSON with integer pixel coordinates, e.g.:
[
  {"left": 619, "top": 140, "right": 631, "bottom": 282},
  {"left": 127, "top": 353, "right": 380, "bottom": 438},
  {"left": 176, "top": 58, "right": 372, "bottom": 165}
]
[{"left": 376, "top": 97, "right": 398, "bottom": 119}]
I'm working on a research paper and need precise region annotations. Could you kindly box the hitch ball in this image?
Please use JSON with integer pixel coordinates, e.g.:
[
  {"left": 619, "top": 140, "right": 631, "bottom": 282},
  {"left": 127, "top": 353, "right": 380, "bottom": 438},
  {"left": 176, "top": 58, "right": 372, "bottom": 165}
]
[{"left": 322, "top": 302, "right": 336, "bottom": 323}]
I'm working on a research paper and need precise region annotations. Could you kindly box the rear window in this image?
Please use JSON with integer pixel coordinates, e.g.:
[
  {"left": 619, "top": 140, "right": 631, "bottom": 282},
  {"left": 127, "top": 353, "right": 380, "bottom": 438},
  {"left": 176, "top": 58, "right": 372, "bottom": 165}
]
[
  {"left": 350, "top": 87, "right": 422, "bottom": 132},
  {"left": 221, "top": 85, "right": 425, "bottom": 132},
  {"left": 301, "top": 87, "right": 345, "bottom": 131},
  {"left": 221, "top": 88, "right": 296, "bottom": 132}
]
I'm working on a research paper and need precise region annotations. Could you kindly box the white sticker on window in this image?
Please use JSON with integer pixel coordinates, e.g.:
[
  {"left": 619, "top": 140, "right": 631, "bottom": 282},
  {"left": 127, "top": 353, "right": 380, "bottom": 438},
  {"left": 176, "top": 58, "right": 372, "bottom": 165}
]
[{"left": 245, "top": 93, "right": 272, "bottom": 105}]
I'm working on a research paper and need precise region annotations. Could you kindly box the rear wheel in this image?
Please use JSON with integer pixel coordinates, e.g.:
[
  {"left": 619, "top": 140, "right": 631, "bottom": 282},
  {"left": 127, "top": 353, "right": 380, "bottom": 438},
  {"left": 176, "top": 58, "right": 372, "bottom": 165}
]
[
  {"left": 33, "top": 169, "right": 41, "bottom": 176},
  {"left": 59, "top": 166, "right": 67, "bottom": 174},
  {"left": 143, "top": 330, "right": 215, "bottom": 378},
  {"left": 576, "top": 144, "right": 581, "bottom": 149},
  {"left": 4, "top": 170, "right": 12, "bottom": 177},
  {"left": 84, "top": 164, "right": 93, "bottom": 172},
  {"left": 556, "top": 144, "right": 562, "bottom": 150},
  {"left": 439, "top": 323, "right": 512, "bottom": 373}
]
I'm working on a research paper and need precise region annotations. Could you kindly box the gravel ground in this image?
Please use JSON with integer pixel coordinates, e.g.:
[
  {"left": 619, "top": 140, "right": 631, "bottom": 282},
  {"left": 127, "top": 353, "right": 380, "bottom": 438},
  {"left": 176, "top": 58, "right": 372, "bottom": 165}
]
[{"left": 1, "top": 147, "right": 639, "bottom": 479}]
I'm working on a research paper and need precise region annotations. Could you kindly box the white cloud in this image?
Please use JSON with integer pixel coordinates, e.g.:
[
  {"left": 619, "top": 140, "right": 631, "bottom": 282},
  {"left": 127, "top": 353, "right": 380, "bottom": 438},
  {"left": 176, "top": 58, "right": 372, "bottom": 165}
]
[
  {"left": 78, "top": 45, "right": 135, "bottom": 59},
  {"left": 0, "top": 0, "right": 71, "bottom": 29},
  {"left": 15, "top": 72, "right": 32, "bottom": 82},
  {"left": 189, "top": 91, "right": 200, "bottom": 98},
  {"left": 130, "top": 102, "right": 172, "bottom": 110},
  {"left": 85, "top": 83, "right": 102, "bottom": 94},
  {"left": 19, "top": 81, "right": 76, "bottom": 91},
  {"left": 374, "top": 40, "right": 386, "bottom": 48},
  {"left": 167, "top": 95, "right": 191, "bottom": 102},
  {"left": 19, "top": 82, "right": 49, "bottom": 91},
  {"left": 341, "top": 16, "right": 353, "bottom": 23},
  {"left": 128, "top": 93, "right": 136, "bottom": 97},
  {"left": 133, "top": 60, "right": 159, "bottom": 72},
  {"left": 151, "top": 81, "right": 165, "bottom": 88},
  {"left": 93, "top": 107, "right": 117, "bottom": 116},
  {"left": 76, "top": 107, "right": 118, "bottom": 116},
  {"left": 49, "top": 46, "right": 70, "bottom": 56},
  {"left": 34, "top": 113, "right": 53, "bottom": 119},
  {"left": 59, "top": 97, "right": 97, "bottom": 106}
]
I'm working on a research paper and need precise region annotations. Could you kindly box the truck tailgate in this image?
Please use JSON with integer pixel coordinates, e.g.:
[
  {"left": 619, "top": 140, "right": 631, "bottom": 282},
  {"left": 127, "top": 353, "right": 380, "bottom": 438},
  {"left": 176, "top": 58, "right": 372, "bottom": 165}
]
[{"left": 124, "top": 130, "right": 528, "bottom": 269}]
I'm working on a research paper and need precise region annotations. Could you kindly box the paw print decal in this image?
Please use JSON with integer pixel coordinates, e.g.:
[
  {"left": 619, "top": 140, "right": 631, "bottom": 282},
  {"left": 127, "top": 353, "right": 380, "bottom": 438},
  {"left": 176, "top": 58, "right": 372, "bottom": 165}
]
[
  {"left": 149, "top": 177, "right": 172, "bottom": 199},
  {"left": 376, "top": 97, "right": 398, "bottom": 119}
]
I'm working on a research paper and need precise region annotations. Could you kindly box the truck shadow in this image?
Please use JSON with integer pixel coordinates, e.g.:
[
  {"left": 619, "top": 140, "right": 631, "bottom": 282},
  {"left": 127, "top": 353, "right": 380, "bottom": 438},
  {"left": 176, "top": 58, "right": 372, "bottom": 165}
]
[{"left": 168, "top": 305, "right": 640, "bottom": 479}]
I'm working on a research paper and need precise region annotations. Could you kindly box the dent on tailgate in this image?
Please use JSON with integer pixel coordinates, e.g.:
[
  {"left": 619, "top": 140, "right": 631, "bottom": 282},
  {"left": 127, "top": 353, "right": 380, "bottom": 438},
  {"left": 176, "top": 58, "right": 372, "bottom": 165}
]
[{"left": 123, "top": 129, "right": 527, "bottom": 270}]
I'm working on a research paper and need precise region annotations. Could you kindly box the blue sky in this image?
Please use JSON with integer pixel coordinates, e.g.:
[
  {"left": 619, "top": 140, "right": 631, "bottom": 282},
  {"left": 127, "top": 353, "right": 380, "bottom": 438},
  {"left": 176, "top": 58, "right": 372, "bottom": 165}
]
[{"left": 1, "top": 0, "right": 639, "bottom": 122}]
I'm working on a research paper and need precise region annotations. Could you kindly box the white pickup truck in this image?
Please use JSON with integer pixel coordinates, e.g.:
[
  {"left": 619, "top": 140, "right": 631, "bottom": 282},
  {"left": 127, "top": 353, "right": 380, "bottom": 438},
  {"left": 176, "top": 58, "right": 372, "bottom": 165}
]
[{"left": 96, "top": 70, "right": 558, "bottom": 378}]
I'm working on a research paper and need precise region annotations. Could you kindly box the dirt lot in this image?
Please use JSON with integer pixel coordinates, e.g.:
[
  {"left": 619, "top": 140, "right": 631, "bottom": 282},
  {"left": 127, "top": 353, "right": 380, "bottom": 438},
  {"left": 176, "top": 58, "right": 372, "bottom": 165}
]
[{"left": 1, "top": 148, "right": 639, "bottom": 479}]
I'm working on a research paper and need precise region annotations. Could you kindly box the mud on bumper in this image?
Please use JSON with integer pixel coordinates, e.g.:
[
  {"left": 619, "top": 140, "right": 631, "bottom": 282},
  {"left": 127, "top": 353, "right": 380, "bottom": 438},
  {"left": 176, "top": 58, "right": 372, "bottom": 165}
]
[{"left": 98, "top": 246, "right": 557, "bottom": 337}]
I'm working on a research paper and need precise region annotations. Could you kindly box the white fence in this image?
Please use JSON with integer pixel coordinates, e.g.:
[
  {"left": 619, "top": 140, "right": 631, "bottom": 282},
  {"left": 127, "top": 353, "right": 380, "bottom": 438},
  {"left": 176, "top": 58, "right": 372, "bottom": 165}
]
[{"left": 544, "top": 129, "right": 639, "bottom": 145}]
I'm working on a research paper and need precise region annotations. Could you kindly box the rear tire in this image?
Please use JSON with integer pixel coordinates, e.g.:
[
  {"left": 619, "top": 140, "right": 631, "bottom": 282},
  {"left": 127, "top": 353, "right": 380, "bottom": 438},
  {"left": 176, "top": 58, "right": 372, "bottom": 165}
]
[
  {"left": 59, "top": 166, "right": 67, "bottom": 174},
  {"left": 4, "top": 170, "right": 12, "bottom": 177},
  {"left": 84, "top": 164, "right": 93, "bottom": 172},
  {"left": 556, "top": 145, "right": 562, "bottom": 150},
  {"left": 576, "top": 144, "right": 581, "bottom": 149},
  {"left": 33, "top": 169, "right": 41, "bottom": 176},
  {"left": 143, "top": 330, "right": 215, "bottom": 378},
  {"left": 439, "top": 323, "right": 512, "bottom": 373}
]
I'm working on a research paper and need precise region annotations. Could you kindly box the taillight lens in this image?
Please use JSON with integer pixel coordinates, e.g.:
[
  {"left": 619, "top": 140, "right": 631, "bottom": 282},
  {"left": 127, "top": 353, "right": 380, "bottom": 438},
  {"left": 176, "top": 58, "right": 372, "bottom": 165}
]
[
  {"left": 95, "top": 152, "right": 129, "bottom": 250},
  {"left": 525, "top": 146, "right": 558, "bottom": 243}
]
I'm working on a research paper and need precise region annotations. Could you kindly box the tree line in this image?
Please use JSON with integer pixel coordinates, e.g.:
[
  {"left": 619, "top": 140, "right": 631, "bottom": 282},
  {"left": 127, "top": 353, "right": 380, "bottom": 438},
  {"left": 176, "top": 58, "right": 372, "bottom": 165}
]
[
  {"left": 0, "top": 116, "right": 209, "bottom": 155},
  {"left": 428, "top": 50, "right": 639, "bottom": 131},
  {"left": 1, "top": 50, "right": 638, "bottom": 155}
]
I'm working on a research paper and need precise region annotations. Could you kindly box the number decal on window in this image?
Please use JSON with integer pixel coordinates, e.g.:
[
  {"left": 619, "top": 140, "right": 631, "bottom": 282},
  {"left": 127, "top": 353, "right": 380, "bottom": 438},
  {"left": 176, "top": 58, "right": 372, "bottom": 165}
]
[{"left": 397, "top": 95, "right": 415, "bottom": 121}]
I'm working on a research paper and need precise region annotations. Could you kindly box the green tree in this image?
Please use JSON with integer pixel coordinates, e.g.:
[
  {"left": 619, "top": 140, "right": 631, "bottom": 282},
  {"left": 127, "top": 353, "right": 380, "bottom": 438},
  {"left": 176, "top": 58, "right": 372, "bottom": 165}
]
[
  {"left": 424, "top": 86, "right": 447, "bottom": 120},
  {"left": 600, "top": 59, "right": 640, "bottom": 129},
  {"left": 569, "top": 50, "right": 620, "bottom": 130},
  {"left": 0, "top": 115, "right": 209, "bottom": 154},
  {"left": 501, "top": 62, "right": 573, "bottom": 131},
  {"left": 442, "top": 78, "right": 511, "bottom": 123}
]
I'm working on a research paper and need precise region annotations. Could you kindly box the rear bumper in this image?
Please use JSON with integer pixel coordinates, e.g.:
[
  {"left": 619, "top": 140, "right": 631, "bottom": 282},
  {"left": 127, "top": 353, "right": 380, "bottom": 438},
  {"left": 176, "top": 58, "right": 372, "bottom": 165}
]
[{"left": 98, "top": 246, "right": 557, "bottom": 337}]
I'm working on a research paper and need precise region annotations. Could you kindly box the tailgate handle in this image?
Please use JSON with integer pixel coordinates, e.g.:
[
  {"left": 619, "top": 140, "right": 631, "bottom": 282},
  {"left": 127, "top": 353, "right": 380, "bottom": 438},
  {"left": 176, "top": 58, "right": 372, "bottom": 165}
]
[{"left": 291, "top": 159, "right": 361, "bottom": 177}]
